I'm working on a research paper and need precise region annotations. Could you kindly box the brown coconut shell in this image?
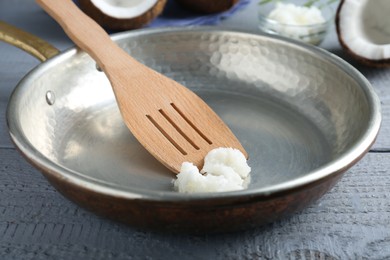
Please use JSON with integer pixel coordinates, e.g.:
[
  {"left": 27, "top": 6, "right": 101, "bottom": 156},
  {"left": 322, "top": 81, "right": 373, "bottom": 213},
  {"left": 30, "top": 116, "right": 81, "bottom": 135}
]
[
  {"left": 336, "top": 0, "right": 390, "bottom": 68},
  {"left": 78, "top": 0, "right": 167, "bottom": 30},
  {"left": 175, "top": 0, "right": 239, "bottom": 14}
]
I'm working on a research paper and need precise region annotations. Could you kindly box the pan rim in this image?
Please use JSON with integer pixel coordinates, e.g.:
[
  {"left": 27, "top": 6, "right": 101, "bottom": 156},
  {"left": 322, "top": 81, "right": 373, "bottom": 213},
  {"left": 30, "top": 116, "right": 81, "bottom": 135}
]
[{"left": 6, "top": 26, "right": 382, "bottom": 203}]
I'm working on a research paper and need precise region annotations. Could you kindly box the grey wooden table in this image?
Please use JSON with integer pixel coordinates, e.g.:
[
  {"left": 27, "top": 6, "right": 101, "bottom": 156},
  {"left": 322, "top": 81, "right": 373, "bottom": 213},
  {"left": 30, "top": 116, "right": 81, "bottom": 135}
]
[{"left": 1, "top": 0, "right": 390, "bottom": 259}]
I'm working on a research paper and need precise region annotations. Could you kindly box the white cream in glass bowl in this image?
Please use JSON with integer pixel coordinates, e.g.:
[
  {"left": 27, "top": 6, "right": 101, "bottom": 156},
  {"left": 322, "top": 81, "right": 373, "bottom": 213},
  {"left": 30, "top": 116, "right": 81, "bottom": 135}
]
[{"left": 258, "top": 0, "right": 335, "bottom": 45}]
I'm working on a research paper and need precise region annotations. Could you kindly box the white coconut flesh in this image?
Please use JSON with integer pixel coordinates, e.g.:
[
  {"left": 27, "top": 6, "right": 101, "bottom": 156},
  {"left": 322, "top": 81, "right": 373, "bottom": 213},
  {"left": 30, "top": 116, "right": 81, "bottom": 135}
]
[
  {"left": 90, "top": 0, "right": 158, "bottom": 19},
  {"left": 338, "top": 0, "right": 390, "bottom": 60}
]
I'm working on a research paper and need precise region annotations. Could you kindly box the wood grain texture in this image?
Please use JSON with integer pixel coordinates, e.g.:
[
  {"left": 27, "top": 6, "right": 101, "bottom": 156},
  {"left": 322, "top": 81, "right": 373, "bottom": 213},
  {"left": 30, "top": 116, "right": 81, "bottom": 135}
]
[{"left": 1, "top": 149, "right": 389, "bottom": 259}]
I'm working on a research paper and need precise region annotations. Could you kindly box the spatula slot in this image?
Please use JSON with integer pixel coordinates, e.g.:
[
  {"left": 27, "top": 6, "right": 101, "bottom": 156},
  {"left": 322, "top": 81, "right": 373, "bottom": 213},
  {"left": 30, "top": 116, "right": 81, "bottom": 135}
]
[
  {"left": 159, "top": 109, "right": 200, "bottom": 150},
  {"left": 170, "top": 103, "right": 213, "bottom": 145},
  {"left": 146, "top": 114, "right": 187, "bottom": 156}
]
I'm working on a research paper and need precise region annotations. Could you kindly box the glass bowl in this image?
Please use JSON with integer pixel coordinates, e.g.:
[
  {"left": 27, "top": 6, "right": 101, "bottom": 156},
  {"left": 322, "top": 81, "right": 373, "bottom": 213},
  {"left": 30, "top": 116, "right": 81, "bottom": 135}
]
[{"left": 258, "top": 1, "right": 335, "bottom": 45}]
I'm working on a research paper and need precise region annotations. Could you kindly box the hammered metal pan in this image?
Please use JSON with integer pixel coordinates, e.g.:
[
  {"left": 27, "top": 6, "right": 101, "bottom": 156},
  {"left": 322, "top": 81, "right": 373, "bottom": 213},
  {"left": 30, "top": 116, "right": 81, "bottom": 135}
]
[{"left": 1, "top": 22, "right": 381, "bottom": 233}]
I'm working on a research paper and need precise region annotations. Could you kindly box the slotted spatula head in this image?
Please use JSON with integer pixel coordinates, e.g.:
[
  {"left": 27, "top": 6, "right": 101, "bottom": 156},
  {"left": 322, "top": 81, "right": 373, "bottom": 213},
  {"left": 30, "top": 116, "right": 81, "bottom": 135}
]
[
  {"left": 114, "top": 67, "right": 247, "bottom": 172},
  {"left": 36, "top": 0, "right": 247, "bottom": 173}
]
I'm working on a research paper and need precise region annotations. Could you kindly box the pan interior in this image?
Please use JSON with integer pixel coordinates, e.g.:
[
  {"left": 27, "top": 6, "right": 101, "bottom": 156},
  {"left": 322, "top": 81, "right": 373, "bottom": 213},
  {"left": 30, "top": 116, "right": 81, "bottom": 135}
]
[{"left": 13, "top": 30, "right": 371, "bottom": 194}]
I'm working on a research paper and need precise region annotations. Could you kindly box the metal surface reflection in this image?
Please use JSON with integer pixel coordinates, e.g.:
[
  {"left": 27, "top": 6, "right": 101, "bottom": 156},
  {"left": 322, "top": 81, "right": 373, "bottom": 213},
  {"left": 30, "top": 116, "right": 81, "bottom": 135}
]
[{"left": 6, "top": 27, "right": 381, "bottom": 232}]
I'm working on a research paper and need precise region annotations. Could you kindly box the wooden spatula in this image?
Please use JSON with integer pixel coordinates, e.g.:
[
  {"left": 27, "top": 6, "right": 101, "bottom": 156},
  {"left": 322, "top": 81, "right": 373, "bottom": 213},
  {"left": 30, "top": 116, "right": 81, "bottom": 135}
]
[{"left": 36, "top": 0, "right": 247, "bottom": 173}]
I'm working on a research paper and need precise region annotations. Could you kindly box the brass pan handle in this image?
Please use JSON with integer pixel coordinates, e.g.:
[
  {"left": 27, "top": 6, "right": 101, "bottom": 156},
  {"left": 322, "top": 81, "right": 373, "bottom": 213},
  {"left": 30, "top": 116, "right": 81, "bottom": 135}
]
[{"left": 0, "top": 20, "right": 59, "bottom": 62}]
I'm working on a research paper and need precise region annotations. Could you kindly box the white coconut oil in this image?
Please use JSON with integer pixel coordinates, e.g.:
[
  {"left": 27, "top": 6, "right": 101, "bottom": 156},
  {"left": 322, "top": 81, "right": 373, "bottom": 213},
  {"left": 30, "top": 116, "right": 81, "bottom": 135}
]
[
  {"left": 263, "top": 2, "right": 327, "bottom": 45},
  {"left": 173, "top": 147, "right": 251, "bottom": 193}
]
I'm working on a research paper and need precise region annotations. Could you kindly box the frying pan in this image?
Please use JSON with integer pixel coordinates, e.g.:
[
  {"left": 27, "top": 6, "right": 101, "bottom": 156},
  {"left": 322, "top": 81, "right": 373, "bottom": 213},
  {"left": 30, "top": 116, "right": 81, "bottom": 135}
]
[{"left": 1, "top": 21, "right": 381, "bottom": 233}]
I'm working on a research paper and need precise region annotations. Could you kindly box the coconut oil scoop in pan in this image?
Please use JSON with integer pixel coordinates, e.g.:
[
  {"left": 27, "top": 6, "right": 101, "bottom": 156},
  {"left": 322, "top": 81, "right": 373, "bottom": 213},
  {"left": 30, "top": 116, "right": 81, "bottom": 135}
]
[{"left": 36, "top": 0, "right": 247, "bottom": 173}]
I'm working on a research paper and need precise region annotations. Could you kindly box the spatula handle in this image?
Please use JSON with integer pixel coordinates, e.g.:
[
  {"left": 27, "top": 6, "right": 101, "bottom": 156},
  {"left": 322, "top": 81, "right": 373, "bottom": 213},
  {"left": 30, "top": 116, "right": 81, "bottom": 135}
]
[{"left": 36, "top": 0, "right": 131, "bottom": 71}]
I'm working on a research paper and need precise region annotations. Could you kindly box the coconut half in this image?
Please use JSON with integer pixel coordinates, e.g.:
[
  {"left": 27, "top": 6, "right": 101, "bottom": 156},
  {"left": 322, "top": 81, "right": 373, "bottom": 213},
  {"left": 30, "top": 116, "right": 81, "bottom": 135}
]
[
  {"left": 336, "top": 0, "right": 390, "bottom": 67},
  {"left": 78, "top": 0, "right": 167, "bottom": 30}
]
